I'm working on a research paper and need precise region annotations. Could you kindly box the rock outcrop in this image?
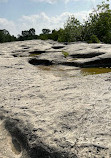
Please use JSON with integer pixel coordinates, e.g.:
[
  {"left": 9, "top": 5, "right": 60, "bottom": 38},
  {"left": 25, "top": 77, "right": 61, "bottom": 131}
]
[{"left": 0, "top": 40, "right": 111, "bottom": 158}]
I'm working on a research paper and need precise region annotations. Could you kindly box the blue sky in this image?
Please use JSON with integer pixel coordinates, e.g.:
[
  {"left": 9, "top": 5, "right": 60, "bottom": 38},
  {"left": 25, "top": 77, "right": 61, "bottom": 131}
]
[{"left": 0, "top": 0, "right": 110, "bottom": 36}]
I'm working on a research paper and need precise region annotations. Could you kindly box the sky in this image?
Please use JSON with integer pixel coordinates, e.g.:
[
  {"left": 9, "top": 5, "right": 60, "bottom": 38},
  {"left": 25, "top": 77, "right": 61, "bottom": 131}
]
[{"left": 0, "top": 0, "right": 110, "bottom": 36}]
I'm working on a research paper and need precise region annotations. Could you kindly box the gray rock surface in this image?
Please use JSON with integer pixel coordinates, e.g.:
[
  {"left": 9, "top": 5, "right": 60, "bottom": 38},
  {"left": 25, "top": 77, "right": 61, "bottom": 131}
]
[{"left": 0, "top": 40, "right": 111, "bottom": 158}]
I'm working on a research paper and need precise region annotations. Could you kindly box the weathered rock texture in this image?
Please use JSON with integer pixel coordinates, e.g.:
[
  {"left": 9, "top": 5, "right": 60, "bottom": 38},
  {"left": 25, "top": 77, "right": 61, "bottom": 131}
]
[{"left": 0, "top": 40, "right": 111, "bottom": 158}]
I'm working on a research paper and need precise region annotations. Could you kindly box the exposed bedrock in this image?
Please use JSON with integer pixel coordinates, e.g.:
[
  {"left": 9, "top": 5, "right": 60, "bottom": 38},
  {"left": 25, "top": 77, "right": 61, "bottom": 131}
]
[
  {"left": 0, "top": 113, "right": 77, "bottom": 158},
  {"left": 4, "top": 118, "right": 71, "bottom": 158},
  {"left": 0, "top": 40, "right": 111, "bottom": 158}
]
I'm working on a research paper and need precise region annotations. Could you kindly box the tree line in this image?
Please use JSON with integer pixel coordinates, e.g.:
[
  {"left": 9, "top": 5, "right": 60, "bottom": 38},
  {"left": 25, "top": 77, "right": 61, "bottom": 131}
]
[{"left": 0, "top": 0, "right": 111, "bottom": 44}]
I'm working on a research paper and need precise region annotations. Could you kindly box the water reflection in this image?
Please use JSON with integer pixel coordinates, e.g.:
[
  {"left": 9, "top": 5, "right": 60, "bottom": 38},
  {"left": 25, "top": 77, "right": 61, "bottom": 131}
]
[
  {"left": 81, "top": 68, "right": 111, "bottom": 75},
  {"left": 37, "top": 65, "right": 111, "bottom": 77}
]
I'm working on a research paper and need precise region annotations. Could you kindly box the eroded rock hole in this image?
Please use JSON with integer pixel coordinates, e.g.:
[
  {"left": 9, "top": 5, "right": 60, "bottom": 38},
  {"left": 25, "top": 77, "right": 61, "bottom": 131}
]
[
  {"left": 93, "top": 46, "right": 102, "bottom": 49},
  {"left": 70, "top": 52, "right": 104, "bottom": 58},
  {"left": 24, "top": 47, "right": 30, "bottom": 49},
  {"left": 29, "top": 50, "right": 46, "bottom": 55},
  {"left": 29, "top": 58, "right": 53, "bottom": 66},
  {"left": 81, "top": 58, "right": 111, "bottom": 68},
  {"left": 52, "top": 46, "right": 65, "bottom": 49},
  {"left": 21, "top": 45, "right": 27, "bottom": 47},
  {"left": 13, "top": 54, "right": 18, "bottom": 57}
]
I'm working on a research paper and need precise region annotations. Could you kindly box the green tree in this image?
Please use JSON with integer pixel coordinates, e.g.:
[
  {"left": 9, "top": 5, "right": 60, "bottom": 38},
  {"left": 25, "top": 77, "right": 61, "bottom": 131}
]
[
  {"left": 83, "top": 0, "right": 111, "bottom": 43},
  {"left": 0, "top": 30, "right": 5, "bottom": 43},
  {"left": 29, "top": 28, "right": 35, "bottom": 36},
  {"left": 0, "top": 29, "right": 16, "bottom": 43},
  {"left": 22, "top": 30, "right": 29, "bottom": 38},
  {"left": 42, "top": 29, "right": 51, "bottom": 34},
  {"left": 50, "top": 29, "right": 59, "bottom": 41},
  {"left": 57, "top": 28, "right": 69, "bottom": 42},
  {"left": 63, "top": 16, "right": 83, "bottom": 42},
  {"left": 20, "top": 28, "right": 37, "bottom": 41}
]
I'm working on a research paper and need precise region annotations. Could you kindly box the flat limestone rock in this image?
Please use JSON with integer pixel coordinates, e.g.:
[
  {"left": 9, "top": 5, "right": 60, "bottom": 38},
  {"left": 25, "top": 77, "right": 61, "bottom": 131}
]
[{"left": 0, "top": 40, "right": 111, "bottom": 158}]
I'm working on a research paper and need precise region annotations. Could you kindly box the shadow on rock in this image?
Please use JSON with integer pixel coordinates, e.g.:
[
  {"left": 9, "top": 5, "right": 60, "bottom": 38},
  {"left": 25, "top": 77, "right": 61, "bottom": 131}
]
[
  {"left": 70, "top": 52, "right": 104, "bottom": 58},
  {"left": 29, "top": 58, "right": 54, "bottom": 66},
  {"left": 4, "top": 118, "right": 78, "bottom": 158}
]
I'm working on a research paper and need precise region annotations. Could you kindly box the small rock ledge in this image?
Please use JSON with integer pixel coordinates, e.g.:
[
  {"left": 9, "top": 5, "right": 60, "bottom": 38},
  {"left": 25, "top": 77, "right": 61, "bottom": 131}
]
[{"left": 3, "top": 116, "right": 77, "bottom": 158}]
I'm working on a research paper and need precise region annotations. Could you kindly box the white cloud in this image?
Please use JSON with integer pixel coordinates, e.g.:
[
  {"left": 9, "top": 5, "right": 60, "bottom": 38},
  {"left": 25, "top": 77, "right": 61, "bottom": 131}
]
[
  {"left": 30, "top": 0, "right": 102, "bottom": 4},
  {"left": 0, "top": 10, "right": 91, "bottom": 36},
  {"left": 31, "top": 0, "right": 57, "bottom": 4},
  {"left": 0, "top": 18, "right": 17, "bottom": 35},
  {"left": 18, "top": 10, "right": 91, "bottom": 34}
]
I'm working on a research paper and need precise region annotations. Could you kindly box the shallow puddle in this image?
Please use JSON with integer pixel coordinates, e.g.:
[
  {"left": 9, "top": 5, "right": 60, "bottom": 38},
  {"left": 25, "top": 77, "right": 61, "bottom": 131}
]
[
  {"left": 81, "top": 68, "right": 111, "bottom": 75},
  {"left": 38, "top": 65, "right": 80, "bottom": 77},
  {"left": 38, "top": 65, "right": 64, "bottom": 71},
  {"left": 37, "top": 65, "right": 111, "bottom": 77},
  {"left": 29, "top": 53, "right": 41, "bottom": 57}
]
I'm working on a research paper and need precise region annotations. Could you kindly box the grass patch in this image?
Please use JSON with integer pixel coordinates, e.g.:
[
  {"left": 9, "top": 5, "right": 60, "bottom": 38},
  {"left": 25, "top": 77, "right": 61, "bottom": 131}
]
[{"left": 62, "top": 51, "right": 69, "bottom": 58}]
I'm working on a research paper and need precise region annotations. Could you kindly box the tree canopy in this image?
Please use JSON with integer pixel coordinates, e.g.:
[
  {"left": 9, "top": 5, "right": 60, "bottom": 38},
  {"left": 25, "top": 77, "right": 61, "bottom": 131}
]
[
  {"left": 0, "top": 29, "right": 16, "bottom": 43},
  {"left": 83, "top": 0, "right": 111, "bottom": 43},
  {"left": 0, "top": 0, "right": 111, "bottom": 44}
]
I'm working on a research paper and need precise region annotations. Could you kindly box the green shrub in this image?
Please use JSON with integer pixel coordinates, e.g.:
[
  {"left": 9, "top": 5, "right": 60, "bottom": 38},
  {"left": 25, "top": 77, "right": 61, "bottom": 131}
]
[
  {"left": 88, "top": 35, "right": 100, "bottom": 43},
  {"left": 83, "top": 0, "right": 111, "bottom": 43},
  {"left": 62, "top": 51, "right": 69, "bottom": 58}
]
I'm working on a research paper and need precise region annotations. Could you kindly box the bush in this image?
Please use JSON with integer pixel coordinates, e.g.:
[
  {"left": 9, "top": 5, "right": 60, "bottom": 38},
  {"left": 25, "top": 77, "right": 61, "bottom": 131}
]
[
  {"left": 62, "top": 51, "right": 69, "bottom": 58},
  {"left": 88, "top": 35, "right": 100, "bottom": 43},
  {"left": 64, "top": 16, "right": 83, "bottom": 42},
  {"left": 83, "top": 0, "right": 111, "bottom": 43},
  {"left": 0, "top": 29, "right": 16, "bottom": 43}
]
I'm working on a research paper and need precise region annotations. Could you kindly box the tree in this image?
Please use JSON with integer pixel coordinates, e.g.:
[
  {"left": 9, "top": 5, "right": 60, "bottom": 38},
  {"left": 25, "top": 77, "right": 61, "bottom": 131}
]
[
  {"left": 29, "top": 28, "right": 35, "bottom": 36},
  {"left": 20, "top": 28, "right": 37, "bottom": 41},
  {"left": 0, "top": 30, "right": 5, "bottom": 43},
  {"left": 22, "top": 30, "right": 29, "bottom": 37},
  {"left": 42, "top": 29, "right": 51, "bottom": 34},
  {"left": 83, "top": 0, "right": 111, "bottom": 43},
  {"left": 0, "top": 29, "right": 16, "bottom": 43},
  {"left": 50, "top": 29, "right": 59, "bottom": 41},
  {"left": 57, "top": 28, "right": 69, "bottom": 42},
  {"left": 63, "top": 16, "right": 83, "bottom": 42}
]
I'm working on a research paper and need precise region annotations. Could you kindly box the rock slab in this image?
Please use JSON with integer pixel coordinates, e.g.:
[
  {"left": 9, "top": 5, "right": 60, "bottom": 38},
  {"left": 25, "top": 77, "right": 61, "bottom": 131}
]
[{"left": 0, "top": 40, "right": 111, "bottom": 158}]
